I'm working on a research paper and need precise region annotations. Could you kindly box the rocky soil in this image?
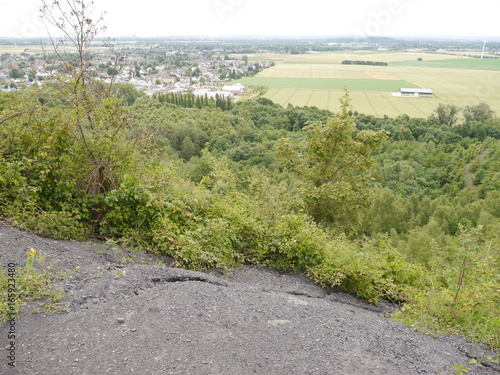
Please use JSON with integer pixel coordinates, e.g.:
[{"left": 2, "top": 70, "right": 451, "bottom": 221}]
[{"left": 0, "top": 224, "right": 498, "bottom": 375}]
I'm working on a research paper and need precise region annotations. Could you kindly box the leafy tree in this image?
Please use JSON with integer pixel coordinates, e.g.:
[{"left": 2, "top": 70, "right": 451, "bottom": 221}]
[
  {"left": 433, "top": 104, "right": 461, "bottom": 126},
  {"left": 180, "top": 136, "right": 196, "bottom": 160},
  {"left": 9, "top": 69, "right": 23, "bottom": 79},
  {"left": 28, "top": 70, "right": 37, "bottom": 82},
  {"left": 463, "top": 103, "right": 496, "bottom": 123},
  {"left": 107, "top": 67, "right": 118, "bottom": 76},
  {"left": 277, "top": 91, "right": 387, "bottom": 234},
  {"left": 393, "top": 126, "right": 414, "bottom": 141},
  {"left": 115, "top": 83, "right": 142, "bottom": 105}
]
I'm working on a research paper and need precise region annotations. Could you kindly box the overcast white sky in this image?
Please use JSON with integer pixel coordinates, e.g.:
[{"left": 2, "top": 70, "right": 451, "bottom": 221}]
[{"left": 0, "top": 0, "right": 499, "bottom": 39}]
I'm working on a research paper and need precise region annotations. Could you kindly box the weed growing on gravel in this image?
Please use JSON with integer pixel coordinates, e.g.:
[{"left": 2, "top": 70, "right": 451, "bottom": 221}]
[
  {"left": 451, "top": 358, "right": 495, "bottom": 374},
  {"left": 0, "top": 249, "right": 65, "bottom": 321},
  {"left": 114, "top": 270, "right": 126, "bottom": 278},
  {"left": 452, "top": 363, "right": 471, "bottom": 374},
  {"left": 26, "top": 248, "right": 36, "bottom": 269}
]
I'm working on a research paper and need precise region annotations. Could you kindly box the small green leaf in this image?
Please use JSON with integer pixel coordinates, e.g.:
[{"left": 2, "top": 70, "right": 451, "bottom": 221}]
[{"left": 451, "top": 364, "right": 470, "bottom": 374}]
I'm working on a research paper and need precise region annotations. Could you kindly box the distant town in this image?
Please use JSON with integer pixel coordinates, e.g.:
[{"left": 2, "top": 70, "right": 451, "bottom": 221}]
[{"left": 0, "top": 40, "right": 278, "bottom": 97}]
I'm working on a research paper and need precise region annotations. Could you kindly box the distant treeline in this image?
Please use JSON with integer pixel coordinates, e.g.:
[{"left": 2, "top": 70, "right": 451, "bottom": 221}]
[
  {"left": 342, "top": 60, "right": 389, "bottom": 66},
  {"left": 156, "top": 92, "right": 234, "bottom": 111}
]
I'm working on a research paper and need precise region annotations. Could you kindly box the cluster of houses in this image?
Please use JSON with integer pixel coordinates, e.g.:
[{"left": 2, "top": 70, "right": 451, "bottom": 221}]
[
  {"left": 0, "top": 51, "right": 40, "bottom": 91},
  {"left": 0, "top": 46, "right": 254, "bottom": 98}
]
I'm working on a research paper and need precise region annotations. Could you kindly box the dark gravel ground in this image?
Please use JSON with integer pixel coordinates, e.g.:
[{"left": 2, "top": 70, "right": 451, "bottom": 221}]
[{"left": 0, "top": 223, "right": 499, "bottom": 375}]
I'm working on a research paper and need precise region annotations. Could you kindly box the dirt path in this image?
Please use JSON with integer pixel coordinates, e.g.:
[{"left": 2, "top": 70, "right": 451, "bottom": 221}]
[{"left": 1, "top": 224, "right": 498, "bottom": 375}]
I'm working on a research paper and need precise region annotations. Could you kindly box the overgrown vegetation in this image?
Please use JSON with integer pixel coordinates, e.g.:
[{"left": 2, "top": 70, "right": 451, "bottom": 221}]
[
  {"left": 0, "top": 0, "right": 499, "bottom": 353},
  {"left": 0, "top": 250, "right": 65, "bottom": 322}
]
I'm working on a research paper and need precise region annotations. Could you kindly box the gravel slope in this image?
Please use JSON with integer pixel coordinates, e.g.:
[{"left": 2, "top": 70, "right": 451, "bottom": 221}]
[{"left": 0, "top": 224, "right": 498, "bottom": 375}]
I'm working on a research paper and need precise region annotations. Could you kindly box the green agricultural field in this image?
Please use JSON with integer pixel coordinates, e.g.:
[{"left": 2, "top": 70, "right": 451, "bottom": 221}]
[
  {"left": 233, "top": 77, "right": 416, "bottom": 92},
  {"left": 233, "top": 51, "right": 500, "bottom": 118},
  {"left": 391, "top": 58, "right": 500, "bottom": 70},
  {"left": 264, "top": 88, "right": 437, "bottom": 117},
  {"left": 0, "top": 45, "right": 47, "bottom": 54},
  {"left": 261, "top": 51, "right": 458, "bottom": 64}
]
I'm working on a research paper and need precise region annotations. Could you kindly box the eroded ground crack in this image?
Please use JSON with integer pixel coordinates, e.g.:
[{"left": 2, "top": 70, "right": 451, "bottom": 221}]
[{"left": 150, "top": 275, "right": 229, "bottom": 287}]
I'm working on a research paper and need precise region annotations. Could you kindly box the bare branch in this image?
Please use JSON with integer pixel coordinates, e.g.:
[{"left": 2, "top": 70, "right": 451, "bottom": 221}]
[
  {"left": 40, "top": 0, "right": 106, "bottom": 86},
  {"left": 0, "top": 112, "right": 26, "bottom": 126}
]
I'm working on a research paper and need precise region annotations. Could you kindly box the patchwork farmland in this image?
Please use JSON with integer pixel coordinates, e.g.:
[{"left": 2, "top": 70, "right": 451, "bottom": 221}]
[{"left": 233, "top": 52, "right": 500, "bottom": 118}]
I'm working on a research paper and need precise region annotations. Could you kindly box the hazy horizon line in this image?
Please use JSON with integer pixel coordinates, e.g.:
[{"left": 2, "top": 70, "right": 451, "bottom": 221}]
[{"left": 1, "top": 34, "right": 500, "bottom": 42}]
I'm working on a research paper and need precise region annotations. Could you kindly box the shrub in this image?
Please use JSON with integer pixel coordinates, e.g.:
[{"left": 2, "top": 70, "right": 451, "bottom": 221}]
[
  {"left": 311, "top": 235, "right": 427, "bottom": 304},
  {"left": 174, "top": 218, "right": 243, "bottom": 270},
  {"left": 99, "top": 176, "right": 158, "bottom": 239},
  {"left": 263, "top": 214, "right": 327, "bottom": 272},
  {"left": 14, "top": 210, "right": 89, "bottom": 241}
]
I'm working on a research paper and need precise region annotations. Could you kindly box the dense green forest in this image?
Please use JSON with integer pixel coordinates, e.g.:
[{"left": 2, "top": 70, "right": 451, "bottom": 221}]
[{"left": 1, "top": 80, "right": 499, "bottom": 350}]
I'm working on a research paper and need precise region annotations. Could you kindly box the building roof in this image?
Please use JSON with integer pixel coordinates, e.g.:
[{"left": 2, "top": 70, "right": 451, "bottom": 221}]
[
  {"left": 400, "top": 88, "right": 433, "bottom": 94},
  {"left": 223, "top": 83, "right": 247, "bottom": 90}
]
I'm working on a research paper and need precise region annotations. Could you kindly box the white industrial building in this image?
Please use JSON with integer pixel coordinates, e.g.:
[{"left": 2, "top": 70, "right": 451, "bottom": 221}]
[{"left": 393, "top": 88, "right": 433, "bottom": 97}]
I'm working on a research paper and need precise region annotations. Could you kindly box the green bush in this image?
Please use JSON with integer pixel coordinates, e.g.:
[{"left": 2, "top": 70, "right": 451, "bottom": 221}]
[
  {"left": 100, "top": 176, "right": 158, "bottom": 239},
  {"left": 14, "top": 209, "right": 89, "bottom": 241},
  {"left": 311, "top": 235, "right": 427, "bottom": 304},
  {"left": 264, "top": 214, "right": 327, "bottom": 272},
  {"left": 174, "top": 218, "right": 243, "bottom": 270}
]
